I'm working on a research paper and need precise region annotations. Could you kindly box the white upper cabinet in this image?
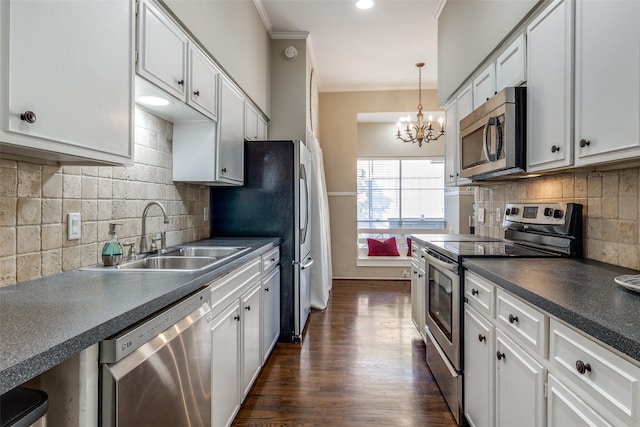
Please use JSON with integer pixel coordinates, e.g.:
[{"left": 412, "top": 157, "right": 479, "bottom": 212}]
[
  {"left": 244, "top": 103, "right": 259, "bottom": 141},
  {"left": 218, "top": 77, "right": 245, "bottom": 184},
  {"left": 526, "top": 0, "right": 574, "bottom": 172},
  {"left": 137, "top": 0, "right": 188, "bottom": 101},
  {"left": 188, "top": 44, "right": 220, "bottom": 120},
  {"left": 496, "top": 34, "right": 527, "bottom": 91},
  {"left": 444, "top": 100, "right": 457, "bottom": 186},
  {"left": 473, "top": 63, "right": 497, "bottom": 109},
  {"left": 0, "top": 0, "right": 134, "bottom": 165},
  {"left": 455, "top": 85, "right": 473, "bottom": 186},
  {"left": 574, "top": 0, "right": 640, "bottom": 167}
]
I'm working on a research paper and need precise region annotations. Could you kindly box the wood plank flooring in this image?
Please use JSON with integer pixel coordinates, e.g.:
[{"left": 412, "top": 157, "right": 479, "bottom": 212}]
[{"left": 232, "top": 280, "right": 457, "bottom": 427}]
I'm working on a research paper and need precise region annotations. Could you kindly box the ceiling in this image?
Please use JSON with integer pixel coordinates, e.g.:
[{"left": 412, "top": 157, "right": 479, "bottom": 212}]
[{"left": 256, "top": 0, "right": 443, "bottom": 93}]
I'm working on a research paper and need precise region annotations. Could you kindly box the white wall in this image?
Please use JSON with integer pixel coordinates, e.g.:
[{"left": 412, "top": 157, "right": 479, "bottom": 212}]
[
  {"left": 358, "top": 122, "right": 445, "bottom": 158},
  {"left": 163, "top": 0, "right": 271, "bottom": 115}
]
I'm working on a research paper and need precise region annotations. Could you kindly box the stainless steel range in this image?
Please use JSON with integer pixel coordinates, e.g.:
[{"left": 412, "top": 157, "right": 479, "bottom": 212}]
[{"left": 422, "top": 202, "right": 583, "bottom": 425}]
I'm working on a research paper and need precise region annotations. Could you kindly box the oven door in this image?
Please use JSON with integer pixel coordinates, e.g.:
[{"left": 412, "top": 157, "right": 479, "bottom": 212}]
[{"left": 424, "top": 248, "right": 461, "bottom": 370}]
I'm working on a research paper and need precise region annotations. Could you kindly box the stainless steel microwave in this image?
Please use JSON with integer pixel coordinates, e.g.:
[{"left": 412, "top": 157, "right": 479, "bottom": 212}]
[{"left": 459, "top": 87, "right": 526, "bottom": 180}]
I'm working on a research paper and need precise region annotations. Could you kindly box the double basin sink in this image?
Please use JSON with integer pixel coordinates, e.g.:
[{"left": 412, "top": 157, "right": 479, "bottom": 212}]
[{"left": 98, "top": 246, "right": 250, "bottom": 272}]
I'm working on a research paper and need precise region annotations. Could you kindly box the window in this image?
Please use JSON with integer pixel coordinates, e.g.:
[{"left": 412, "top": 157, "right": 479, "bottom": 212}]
[{"left": 357, "top": 159, "right": 445, "bottom": 230}]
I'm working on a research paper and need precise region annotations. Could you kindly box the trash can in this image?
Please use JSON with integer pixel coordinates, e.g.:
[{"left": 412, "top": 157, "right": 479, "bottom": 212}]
[{"left": 0, "top": 387, "right": 48, "bottom": 427}]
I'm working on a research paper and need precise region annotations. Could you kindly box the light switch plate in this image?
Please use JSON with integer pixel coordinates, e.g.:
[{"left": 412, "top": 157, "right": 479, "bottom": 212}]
[
  {"left": 496, "top": 207, "right": 501, "bottom": 222},
  {"left": 68, "top": 212, "right": 81, "bottom": 240},
  {"left": 477, "top": 208, "right": 485, "bottom": 224}
]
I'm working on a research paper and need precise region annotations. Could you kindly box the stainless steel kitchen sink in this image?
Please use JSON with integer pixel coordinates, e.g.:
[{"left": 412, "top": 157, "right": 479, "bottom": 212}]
[
  {"left": 116, "top": 256, "right": 219, "bottom": 271},
  {"left": 174, "top": 246, "right": 250, "bottom": 258}
]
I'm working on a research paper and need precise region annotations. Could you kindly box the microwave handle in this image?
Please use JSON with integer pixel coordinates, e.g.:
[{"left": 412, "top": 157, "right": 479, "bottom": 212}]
[{"left": 483, "top": 117, "right": 499, "bottom": 162}]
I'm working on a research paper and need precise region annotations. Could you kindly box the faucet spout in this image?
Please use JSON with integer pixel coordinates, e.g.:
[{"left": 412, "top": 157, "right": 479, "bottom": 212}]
[{"left": 140, "top": 201, "right": 170, "bottom": 253}]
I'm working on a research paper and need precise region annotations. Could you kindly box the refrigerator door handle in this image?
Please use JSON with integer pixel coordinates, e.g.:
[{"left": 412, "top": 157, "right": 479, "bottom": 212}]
[
  {"left": 292, "top": 256, "right": 314, "bottom": 269},
  {"left": 299, "top": 164, "right": 310, "bottom": 245}
]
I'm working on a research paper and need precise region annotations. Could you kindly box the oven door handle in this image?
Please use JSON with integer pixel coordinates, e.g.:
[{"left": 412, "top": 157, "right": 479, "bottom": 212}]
[{"left": 424, "top": 250, "right": 457, "bottom": 272}]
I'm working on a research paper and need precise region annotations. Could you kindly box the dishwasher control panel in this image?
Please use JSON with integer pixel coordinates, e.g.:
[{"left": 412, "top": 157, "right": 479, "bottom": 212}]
[{"left": 99, "top": 287, "right": 211, "bottom": 363}]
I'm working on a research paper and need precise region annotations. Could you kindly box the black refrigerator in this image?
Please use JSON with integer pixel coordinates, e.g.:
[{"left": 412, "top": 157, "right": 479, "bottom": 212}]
[{"left": 209, "top": 140, "right": 313, "bottom": 343}]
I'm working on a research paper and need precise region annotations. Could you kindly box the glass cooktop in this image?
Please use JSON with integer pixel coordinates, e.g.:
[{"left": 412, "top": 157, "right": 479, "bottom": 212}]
[
  {"left": 427, "top": 240, "right": 559, "bottom": 259},
  {"left": 417, "top": 234, "right": 501, "bottom": 243}
]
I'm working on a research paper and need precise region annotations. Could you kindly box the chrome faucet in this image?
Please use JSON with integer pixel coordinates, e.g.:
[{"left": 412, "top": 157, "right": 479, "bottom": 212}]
[{"left": 140, "top": 201, "right": 169, "bottom": 253}]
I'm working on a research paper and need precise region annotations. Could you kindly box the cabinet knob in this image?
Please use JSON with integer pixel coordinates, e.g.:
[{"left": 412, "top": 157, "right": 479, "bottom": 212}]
[
  {"left": 551, "top": 145, "right": 561, "bottom": 153},
  {"left": 177, "top": 79, "right": 185, "bottom": 86},
  {"left": 478, "top": 334, "right": 486, "bottom": 342},
  {"left": 265, "top": 287, "right": 270, "bottom": 292},
  {"left": 221, "top": 167, "right": 227, "bottom": 173},
  {"left": 575, "top": 360, "right": 592, "bottom": 374},
  {"left": 471, "top": 288, "right": 479, "bottom": 296},
  {"left": 579, "top": 139, "right": 591, "bottom": 148},
  {"left": 233, "top": 315, "right": 240, "bottom": 321},
  {"left": 508, "top": 314, "right": 519, "bottom": 324},
  {"left": 20, "top": 111, "right": 37, "bottom": 124},
  {"left": 193, "top": 90, "right": 200, "bottom": 96},
  {"left": 496, "top": 351, "right": 506, "bottom": 361},
  {"left": 449, "top": 174, "right": 455, "bottom": 179},
  {"left": 245, "top": 305, "right": 251, "bottom": 311}
]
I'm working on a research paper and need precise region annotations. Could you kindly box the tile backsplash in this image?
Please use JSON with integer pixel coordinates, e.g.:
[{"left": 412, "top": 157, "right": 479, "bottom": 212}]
[
  {"left": 0, "top": 108, "right": 210, "bottom": 286},
  {"left": 474, "top": 167, "right": 640, "bottom": 270}
]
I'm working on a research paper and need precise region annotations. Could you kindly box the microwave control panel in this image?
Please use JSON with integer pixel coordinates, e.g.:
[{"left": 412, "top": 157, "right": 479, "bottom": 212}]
[{"left": 503, "top": 202, "right": 568, "bottom": 226}]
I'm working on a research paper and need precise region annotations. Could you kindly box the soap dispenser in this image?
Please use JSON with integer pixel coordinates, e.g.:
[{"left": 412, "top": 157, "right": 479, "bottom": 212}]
[{"left": 102, "top": 223, "right": 124, "bottom": 266}]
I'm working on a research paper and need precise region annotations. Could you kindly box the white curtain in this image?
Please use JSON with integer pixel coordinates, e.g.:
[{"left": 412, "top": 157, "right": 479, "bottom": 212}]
[{"left": 307, "top": 130, "right": 332, "bottom": 309}]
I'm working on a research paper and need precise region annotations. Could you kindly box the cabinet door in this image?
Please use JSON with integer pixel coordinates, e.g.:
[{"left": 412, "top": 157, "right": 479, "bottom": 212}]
[
  {"left": 411, "top": 259, "right": 420, "bottom": 333},
  {"left": 574, "top": 0, "right": 640, "bottom": 166},
  {"left": 444, "top": 101, "right": 458, "bottom": 186},
  {"left": 211, "top": 301, "right": 241, "bottom": 427},
  {"left": 262, "top": 267, "right": 281, "bottom": 363},
  {"left": 188, "top": 44, "right": 219, "bottom": 120},
  {"left": 258, "top": 116, "right": 268, "bottom": 140},
  {"left": 496, "top": 34, "right": 527, "bottom": 91},
  {"left": 495, "top": 330, "right": 546, "bottom": 427},
  {"left": 526, "top": 0, "right": 573, "bottom": 172},
  {"left": 547, "top": 374, "right": 614, "bottom": 427},
  {"left": 464, "top": 305, "right": 495, "bottom": 427},
  {"left": 473, "top": 63, "right": 496, "bottom": 109},
  {"left": 455, "top": 85, "right": 473, "bottom": 186},
  {"left": 2, "top": 0, "right": 133, "bottom": 164},
  {"left": 244, "top": 104, "right": 259, "bottom": 141},
  {"left": 218, "top": 78, "right": 245, "bottom": 184},
  {"left": 241, "top": 283, "right": 262, "bottom": 398},
  {"left": 137, "top": 0, "right": 187, "bottom": 101}
]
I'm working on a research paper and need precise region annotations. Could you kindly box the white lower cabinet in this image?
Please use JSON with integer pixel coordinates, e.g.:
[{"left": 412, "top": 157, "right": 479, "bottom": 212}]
[
  {"left": 495, "top": 329, "right": 546, "bottom": 427},
  {"left": 262, "top": 267, "right": 281, "bottom": 363},
  {"left": 241, "top": 283, "right": 262, "bottom": 398},
  {"left": 410, "top": 243, "right": 425, "bottom": 341},
  {"left": 210, "top": 247, "right": 280, "bottom": 427},
  {"left": 547, "top": 373, "right": 614, "bottom": 427}
]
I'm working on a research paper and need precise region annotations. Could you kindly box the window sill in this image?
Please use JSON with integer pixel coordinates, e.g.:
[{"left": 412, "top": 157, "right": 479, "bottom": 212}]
[{"left": 356, "top": 255, "right": 412, "bottom": 267}]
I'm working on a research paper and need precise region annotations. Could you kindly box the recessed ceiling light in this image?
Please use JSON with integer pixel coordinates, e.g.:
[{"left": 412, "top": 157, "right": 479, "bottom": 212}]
[
  {"left": 356, "top": 0, "right": 375, "bottom": 10},
  {"left": 137, "top": 95, "right": 170, "bottom": 107}
]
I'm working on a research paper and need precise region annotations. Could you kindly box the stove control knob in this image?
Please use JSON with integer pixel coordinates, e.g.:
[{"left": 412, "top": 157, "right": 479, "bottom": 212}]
[
  {"left": 544, "top": 207, "right": 554, "bottom": 217},
  {"left": 553, "top": 209, "right": 564, "bottom": 219},
  {"left": 511, "top": 207, "right": 519, "bottom": 215},
  {"left": 505, "top": 208, "right": 511, "bottom": 216}
]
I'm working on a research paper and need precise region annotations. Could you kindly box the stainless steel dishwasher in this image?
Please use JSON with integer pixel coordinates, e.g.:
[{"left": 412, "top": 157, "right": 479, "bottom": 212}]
[{"left": 100, "top": 287, "right": 213, "bottom": 427}]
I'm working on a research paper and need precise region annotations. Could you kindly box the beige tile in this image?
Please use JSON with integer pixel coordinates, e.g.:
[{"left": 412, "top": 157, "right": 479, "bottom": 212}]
[
  {"left": 17, "top": 225, "right": 40, "bottom": 254},
  {"left": 62, "top": 166, "right": 81, "bottom": 175},
  {"left": 97, "top": 177, "right": 113, "bottom": 199},
  {"left": 619, "top": 244, "right": 639, "bottom": 270},
  {"left": 42, "top": 199, "right": 62, "bottom": 224},
  {"left": 81, "top": 221, "right": 98, "bottom": 245},
  {"left": 587, "top": 197, "right": 602, "bottom": 218},
  {"left": 601, "top": 196, "right": 619, "bottom": 219},
  {"left": 620, "top": 221, "right": 638, "bottom": 245},
  {"left": 17, "top": 165, "right": 42, "bottom": 198},
  {"left": 16, "top": 253, "right": 41, "bottom": 282},
  {"left": 81, "top": 176, "right": 98, "bottom": 199},
  {"left": 63, "top": 174, "right": 81, "bottom": 199},
  {"left": 81, "top": 200, "right": 98, "bottom": 221},
  {"left": 62, "top": 246, "right": 81, "bottom": 271},
  {"left": 112, "top": 179, "right": 126, "bottom": 199},
  {"left": 42, "top": 171, "right": 62, "bottom": 198},
  {"left": 620, "top": 169, "right": 638, "bottom": 197},
  {"left": 17, "top": 198, "right": 41, "bottom": 225},
  {"left": 0, "top": 166, "right": 17, "bottom": 197},
  {"left": 0, "top": 197, "right": 16, "bottom": 226},
  {"left": 586, "top": 217, "right": 602, "bottom": 240},
  {"left": 0, "top": 227, "right": 16, "bottom": 257},
  {"left": 97, "top": 200, "right": 112, "bottom": 221},
  {"left": 82, "top": 166, "right": 98, "bottom": 177},
  {"left": 602, "top": 219, "right": 621, "bottom": 243},
  {"left": 0, "top": 256, "right": 16, "bottom": 286},
  {"left": 574, "top": 174, "right": 588, "bottom": 198},
  {"left": 601, "top": 241, "right": 619, "bottom": 265},
  {"left": 602, "top": 173, "right": 619, "bottom": 196},
  {"left": 587, "top": 174, "right": 602, "bottom": 198},
  {"left": 81, "top": 243, "right": 98, "bottom": 267},
  {"left": 41, "top": 224, "right": 62, "bottom": 251},
  {"left": 41, "top": 250, "right": 62, "bottom": 277},
  {"left": 619, "top": 196, "right": 638, "bottom": 221}
]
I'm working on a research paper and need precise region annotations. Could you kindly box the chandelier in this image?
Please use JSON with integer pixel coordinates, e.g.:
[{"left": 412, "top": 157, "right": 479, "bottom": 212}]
[{"left": 396, "top": 62, "right": 444, "bottom": 147}]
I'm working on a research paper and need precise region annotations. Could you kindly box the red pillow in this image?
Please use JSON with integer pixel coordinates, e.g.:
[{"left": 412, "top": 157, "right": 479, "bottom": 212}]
[
  {"left": 367, "top": 237, "right": 400, "bottom": 256},
  {"left": 407, "top": 237, "right": 412, "bottom": 256}
]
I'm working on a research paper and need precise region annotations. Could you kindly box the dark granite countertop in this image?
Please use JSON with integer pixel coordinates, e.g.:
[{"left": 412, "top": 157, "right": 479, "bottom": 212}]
[
  {"left": 463, "top": 257, "right": 640, "bottom": 363},
  {"left": 0, "top": 237, "right": 279, "bottom": 395}
]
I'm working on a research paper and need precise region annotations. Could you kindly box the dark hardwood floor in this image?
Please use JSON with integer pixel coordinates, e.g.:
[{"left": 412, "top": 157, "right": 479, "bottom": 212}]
[{"left": 232, "top": 280, "right": 457, "bottom": 427}]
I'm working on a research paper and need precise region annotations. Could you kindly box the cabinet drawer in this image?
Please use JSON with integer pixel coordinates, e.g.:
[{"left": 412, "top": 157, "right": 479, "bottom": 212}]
[
  {"left": 210, "top": 258, "right": 261, "bottom": 317},
  {"left": 496, "top": 289, "right": 548, "bottom": 358},
  {"left": 464, "top": 271, "right": 495, "bottom": 318},
  {"left": 261, "top": 247, "right": 280, "bottom": 274},
  {"left": 550, "top": 319, "right": 640, "bottom": 424}
]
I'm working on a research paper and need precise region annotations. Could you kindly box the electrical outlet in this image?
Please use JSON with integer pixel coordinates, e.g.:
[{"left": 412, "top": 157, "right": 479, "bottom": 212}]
[
  {"left": 204, "top": 207, "right": 209, "bottom": 221},
  {"left": 68, "top": 212, "right": 81, "bottom": 240},
  {"left": 496, "top": 207, "right": 501, "bottom": 222},
  {"left": 477, "top": 208, "right": 485, "bottom": 223}
]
